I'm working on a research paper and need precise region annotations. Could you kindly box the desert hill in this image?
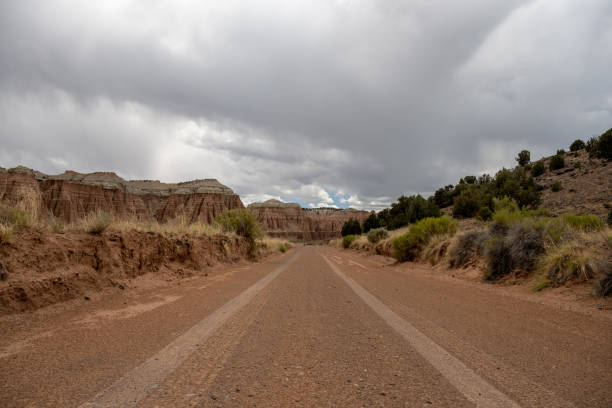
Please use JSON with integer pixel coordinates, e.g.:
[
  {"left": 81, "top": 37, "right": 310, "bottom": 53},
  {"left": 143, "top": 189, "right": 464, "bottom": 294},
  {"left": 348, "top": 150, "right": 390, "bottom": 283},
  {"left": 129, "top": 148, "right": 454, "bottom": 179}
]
[
  {"left": 248, "top": 199, "right": 371, "bottom": 241},
  {"left": 535, "top": 150, "right": 610, "bottom": 218}
]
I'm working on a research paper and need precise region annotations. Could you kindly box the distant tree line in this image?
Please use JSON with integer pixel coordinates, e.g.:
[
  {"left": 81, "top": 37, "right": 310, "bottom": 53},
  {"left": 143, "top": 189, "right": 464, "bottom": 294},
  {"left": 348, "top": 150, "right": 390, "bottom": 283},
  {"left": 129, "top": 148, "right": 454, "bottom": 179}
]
[{"left": 340, "top": 128, "right": 611, "bottom": 234}]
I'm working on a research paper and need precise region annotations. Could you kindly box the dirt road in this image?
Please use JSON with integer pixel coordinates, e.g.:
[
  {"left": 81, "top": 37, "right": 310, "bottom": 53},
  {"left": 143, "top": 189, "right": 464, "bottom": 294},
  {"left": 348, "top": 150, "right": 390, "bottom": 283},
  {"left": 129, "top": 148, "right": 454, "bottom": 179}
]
[{"left": 1, "top": 246, "right": 611, "bottom": 407}]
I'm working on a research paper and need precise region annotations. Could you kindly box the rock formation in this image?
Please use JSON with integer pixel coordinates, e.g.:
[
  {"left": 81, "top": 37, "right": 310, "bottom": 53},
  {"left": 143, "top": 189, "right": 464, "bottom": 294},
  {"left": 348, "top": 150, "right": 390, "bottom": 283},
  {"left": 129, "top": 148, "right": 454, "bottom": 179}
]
[
  {"left": 249, "top": 199, "right": 371, "bottom": 240},
  {"left": 0, "top": 166, "right": 244, "bottom": 224}
]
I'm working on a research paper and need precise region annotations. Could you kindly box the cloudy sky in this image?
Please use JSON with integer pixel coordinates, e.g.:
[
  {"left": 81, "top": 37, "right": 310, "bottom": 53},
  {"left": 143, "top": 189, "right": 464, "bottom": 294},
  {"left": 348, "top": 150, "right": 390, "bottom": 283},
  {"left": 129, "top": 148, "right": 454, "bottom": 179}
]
[{"left": 1, "top": 1, "right": 611, "bottom": 209}]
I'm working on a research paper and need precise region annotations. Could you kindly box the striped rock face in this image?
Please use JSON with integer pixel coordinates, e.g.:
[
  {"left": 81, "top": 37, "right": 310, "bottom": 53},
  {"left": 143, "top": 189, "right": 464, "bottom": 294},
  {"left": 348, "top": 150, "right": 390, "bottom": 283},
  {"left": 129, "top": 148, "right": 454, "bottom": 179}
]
[
  {"left": 248, "top": 199, "right": 371, "bottom": 241},
  {"left": 0, "top": 167, "right": 244, "bottom": 224}
]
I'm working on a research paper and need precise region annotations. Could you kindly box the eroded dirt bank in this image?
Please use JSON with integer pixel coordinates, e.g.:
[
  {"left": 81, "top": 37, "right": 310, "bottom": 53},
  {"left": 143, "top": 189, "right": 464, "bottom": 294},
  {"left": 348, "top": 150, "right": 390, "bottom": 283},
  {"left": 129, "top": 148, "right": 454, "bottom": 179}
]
[{"left": 0, "top": 229, "right": 254, "bottom": 314}]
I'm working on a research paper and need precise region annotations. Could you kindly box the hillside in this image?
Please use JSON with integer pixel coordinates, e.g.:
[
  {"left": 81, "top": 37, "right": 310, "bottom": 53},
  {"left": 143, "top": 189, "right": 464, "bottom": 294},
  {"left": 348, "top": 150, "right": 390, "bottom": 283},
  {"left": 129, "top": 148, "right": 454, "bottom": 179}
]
[
  {"left": 249, "top": 199, "right": 371, "bottom": 241},
  {"left": 536, "top": 150, "right": 610, "bottom": 218}
]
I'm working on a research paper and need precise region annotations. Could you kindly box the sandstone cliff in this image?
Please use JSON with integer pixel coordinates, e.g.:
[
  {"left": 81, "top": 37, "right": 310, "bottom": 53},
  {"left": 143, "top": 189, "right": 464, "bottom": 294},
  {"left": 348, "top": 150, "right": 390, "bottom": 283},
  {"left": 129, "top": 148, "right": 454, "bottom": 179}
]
[
  {"left": 0, "top": 166, "right": 244, "bottom": 224},
  {"left": 249, "top": 199, "right": 371, "bottom": 241}
]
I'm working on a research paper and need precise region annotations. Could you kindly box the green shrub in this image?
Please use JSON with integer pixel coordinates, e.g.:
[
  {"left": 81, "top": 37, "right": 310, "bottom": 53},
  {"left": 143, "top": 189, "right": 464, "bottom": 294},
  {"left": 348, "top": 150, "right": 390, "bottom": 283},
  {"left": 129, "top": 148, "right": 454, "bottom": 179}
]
[
  {"left": 478, "top": 206, "right": 492, "bottom": 221},
  {"left": 551, "top": 182, "right": 562, "bottom": 192},
  {"left": 379, "top": 195, "right": 440, "bottom": 230},
  {"left": 557, "top": 149, "right": 565, "bottom": 156},
  {"left": 516, "top": 150, "right": 531, "bottom": 166},
  {"left": 598, "top": 128, "right": 612, "bottom": 159},
  {"left": 367, "top": 227, "right": 388, "bottom": 244},
  {"left": 362, "top": 213, "right": 380, "bottom": 233},
  {"left": 570, "top": 139, "right": 586, "bottom": 151},
  {"left": 549, "top": 155, "right": 565, "bottom": 170},
  {"left": 452, "top": 187, "right": 482, "bottom": 218},
  {"left": 561, "top": 214, "right": 604, "bottom": 232},
  {"left": 531, "top": 161, "right": 545, "bottom": 177},
  {"left": 573, "top": 162, "right": 581, "bottom": 169},
  {"left": 85, "top": 210, "right": 112, "bottom": 234},
  {"left": 608, "top": 211, "right": 612, "bottom": 226},
  {"left": 216, "top": 209, "right": 263, "bottom": 241},
  {"left": 585, "top": 136, "right": 599, "bottom": 155},
  {"left": 279, "top": 244, "right": 286, "bottom": 253},
  {"left": 392, "top": 216, "right": 457, "bottom": 262},
  {"left": 341, "top": 219, "right": 362, "bottom": 236},
  {"left": 342, "top": 235, "right": 356, "bottom": 248}
]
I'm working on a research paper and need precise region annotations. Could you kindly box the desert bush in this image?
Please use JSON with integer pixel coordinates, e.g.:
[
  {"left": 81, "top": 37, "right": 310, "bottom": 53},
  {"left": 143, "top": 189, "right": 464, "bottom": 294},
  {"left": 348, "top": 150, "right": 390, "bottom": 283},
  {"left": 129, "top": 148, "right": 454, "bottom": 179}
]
[
  {"left": 0, "top": 206, "right": 28, "bottom": 228},
  {"left": 279, "top": 243, "right": 287, "bottom": 253},
  {"left": 506, "top": 223, "right": 545, "bottom": 271},
  {"left": 449, "top": 231, "right": 488, "bottom": 268},
  {"left": 532, "top": 244, "right": 594, "bottom": 291},
  {"left": 607, "top": 211, "right": 612, "bottom": 226},
  {"left": 452, "top": 187, "right": 483, "bottom": 218},
  {"left": 216, "top": 209, "right": 262, "bottom": 241},
  {"left": 342, "top": 234, "right": 356, "bottom": 248},
  {"left": 362, "top": 213, "right": 380, "bottom": 233},
  {"left": 392, "top": 216, "right": 457, "bottom": 262},
  {"left": 570, "top": 139, "right": 586, "bottom": 151},
  {"left": 598, "top": 128, "right": 612, "bottom": 159},
  {"left": 592, "top": 267, "right": 612, "bottom": 297},
  {"left": 516, "top": 150, "right": 531, "bottom": 166},
  {"left": 531, "top": 161, "right": 545, "bottom": 177},
  {"left": 484, "top": 221, "right": 544, "bottom": 281},
  {"left": 433, "top": 185, "right": 454, "bottom": 208},
  {"left": 557, "top": 149, "right": 565, "bottom": 156},
  {"left": 341, "top": 219, "right": 362, "bottom": 236},
  {"left": 0, "top": 224, "right": 13, "bottom": 245},
  {"left": 585, "top": 136, "right": 599, "bottom": 155},
  {"left": 549, "top": 155, "right": 565, "bottom": 170},
  {"left": 378, "top": 195, "right": 440, "bottom": 230},
  {"left": 84, "top": 210, "right": 113, "bottom": 234},
  {"left": 551, "top": 181, "right": 562, "bottom": 192},
  {"left": 484, "top": 237, "right": 513, "bottom": 281},
  {"left": 561, "top": 214, "right": 604, "bottom": 232},
  {"left": 573, "top": 162, "right": 581, "bottom": 169},
  {"left": 367, "top": 227, "right": 389, "bottom": 244},
  {"left": 478, "top": 206, "right": 492, "bottom": 221}
]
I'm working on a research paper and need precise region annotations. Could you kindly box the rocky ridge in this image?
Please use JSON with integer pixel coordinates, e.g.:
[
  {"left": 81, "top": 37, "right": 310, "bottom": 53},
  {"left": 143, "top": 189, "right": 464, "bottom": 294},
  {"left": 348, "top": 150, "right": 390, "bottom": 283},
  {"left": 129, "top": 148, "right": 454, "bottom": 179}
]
[
  {"left": 249, "top": 199, "right": 371, "bottom": 241},
  {"left": 0, "top": 166, "right": 243, "bottom": 224}
]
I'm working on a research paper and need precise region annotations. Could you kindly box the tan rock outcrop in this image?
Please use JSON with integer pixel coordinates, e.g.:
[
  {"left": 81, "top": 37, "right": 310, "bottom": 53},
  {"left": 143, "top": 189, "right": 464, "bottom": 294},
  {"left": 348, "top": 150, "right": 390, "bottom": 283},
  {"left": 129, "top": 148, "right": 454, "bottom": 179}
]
[
  {"left": 0, "top": 167, "right": 244, "bottom": 224},
  {"left": 249, "top": 199, "right": 371, "bottom": 240}
]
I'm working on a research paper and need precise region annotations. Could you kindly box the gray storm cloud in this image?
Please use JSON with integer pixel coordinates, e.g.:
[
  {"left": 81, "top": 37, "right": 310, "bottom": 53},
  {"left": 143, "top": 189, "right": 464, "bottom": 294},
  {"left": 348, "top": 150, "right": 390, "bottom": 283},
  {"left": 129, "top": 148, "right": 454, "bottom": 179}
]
[{"left": 1, "top": 0, "right": 611, "bottom": 208}]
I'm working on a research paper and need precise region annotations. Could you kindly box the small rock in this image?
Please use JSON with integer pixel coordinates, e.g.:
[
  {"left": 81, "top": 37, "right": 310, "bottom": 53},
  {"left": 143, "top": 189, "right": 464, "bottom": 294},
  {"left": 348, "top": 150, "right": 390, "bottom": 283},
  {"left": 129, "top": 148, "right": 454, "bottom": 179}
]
[
  {"left": 210, "top": 394, "right": 217, "bottom": 400},
  {"left": 0, "top": 271, "right": 8, "bottom": 281},
  {"left": 235, "top": 388, "right": 240, "bottom": 392},
  {"left": 380, "top": 392, "right": 386, "bottom": 396},
  {"left": 84, "top": 296, "right": 90, "bottom": 301}
]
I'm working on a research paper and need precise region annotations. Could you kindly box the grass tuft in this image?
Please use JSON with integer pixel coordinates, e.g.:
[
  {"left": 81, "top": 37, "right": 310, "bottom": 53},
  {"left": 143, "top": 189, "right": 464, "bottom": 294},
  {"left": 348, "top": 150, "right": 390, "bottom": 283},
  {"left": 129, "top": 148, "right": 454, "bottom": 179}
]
[{"left": 83, "top": 210, "right": 113, "bottom": 235}]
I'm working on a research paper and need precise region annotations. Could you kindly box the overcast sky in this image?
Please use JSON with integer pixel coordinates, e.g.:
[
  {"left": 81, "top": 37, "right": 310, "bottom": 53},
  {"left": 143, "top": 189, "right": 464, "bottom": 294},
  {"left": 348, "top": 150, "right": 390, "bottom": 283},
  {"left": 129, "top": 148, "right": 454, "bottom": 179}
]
[{"left": 1, "top": 1, "right": 611, "bottom": 209}]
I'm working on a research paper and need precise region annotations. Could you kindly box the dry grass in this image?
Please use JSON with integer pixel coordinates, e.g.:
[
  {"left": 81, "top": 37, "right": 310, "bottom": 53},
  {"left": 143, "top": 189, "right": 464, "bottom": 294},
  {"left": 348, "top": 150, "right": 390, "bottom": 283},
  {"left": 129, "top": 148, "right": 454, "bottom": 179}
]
[
  {"left": 532, "top": 243, "right": 595, "bottom": 291},
  {"left": 110, "top": 214, "right": 227, "bottom": 237},
  {"left": 261, "top": 236, "right": 293, "bottom": 253},
  {"left": 82, "top": 210, "right": 113, "bottom": 234},
  {"left": 0, "top": 224, "right": 13, "bottom": 244}
]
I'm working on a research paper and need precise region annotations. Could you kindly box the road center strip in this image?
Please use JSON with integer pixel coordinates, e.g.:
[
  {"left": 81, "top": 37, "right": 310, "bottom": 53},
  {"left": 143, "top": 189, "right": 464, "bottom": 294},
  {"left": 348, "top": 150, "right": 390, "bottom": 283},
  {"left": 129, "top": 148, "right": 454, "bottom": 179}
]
[
  {"left": 321, "top": 252, "right": 521, "bottom": 408},
  {"left": 80, "top": 250, "right": 301, "bottom": 408}
]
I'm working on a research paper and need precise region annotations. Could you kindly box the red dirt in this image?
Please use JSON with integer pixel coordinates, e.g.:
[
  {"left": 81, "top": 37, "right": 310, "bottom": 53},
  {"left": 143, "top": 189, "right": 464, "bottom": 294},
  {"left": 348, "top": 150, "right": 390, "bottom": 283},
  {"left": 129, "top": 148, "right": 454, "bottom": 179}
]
[{"left": 0, "top": 228, "right": 252, "bottom": 314}]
